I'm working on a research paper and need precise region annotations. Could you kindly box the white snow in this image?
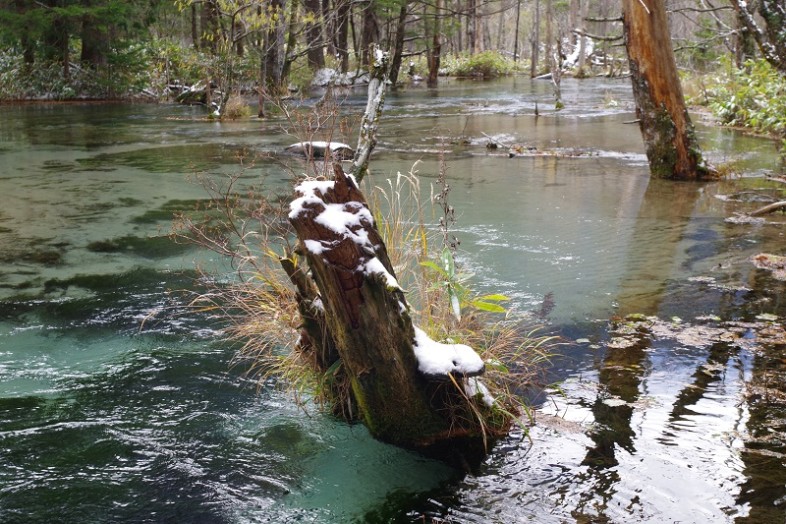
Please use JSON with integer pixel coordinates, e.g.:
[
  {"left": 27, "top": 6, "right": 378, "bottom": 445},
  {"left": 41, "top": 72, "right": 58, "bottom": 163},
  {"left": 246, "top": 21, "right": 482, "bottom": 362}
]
[
  {"left": 412, "top": 326, "right": 484, "bottom": 377},
  {"left": 311, "top": 297, "right": 324, "bottom": 311},
  {"left": 288, "top": 180, "right": 334, "bottom": 220},
  {"left": 314, "top": 202, "right": 374, "bottom": 238},
  {"left": 374, "top": 48, "right": 388, "bottom": 67},
  {"left": 363, "top": 257, "right": 401, "bottom": 290},
  {"left": 564, "top": 35, "right": 594, "bottom": 69},
  {"left": 304, "top": 239, "right": 328, "bottom": 255},
  {"left": 302, "top": 140, "right": 352, "bottom": 151},
  {"left": 465, "top": 377, "right": 495, "bottom": 407}
]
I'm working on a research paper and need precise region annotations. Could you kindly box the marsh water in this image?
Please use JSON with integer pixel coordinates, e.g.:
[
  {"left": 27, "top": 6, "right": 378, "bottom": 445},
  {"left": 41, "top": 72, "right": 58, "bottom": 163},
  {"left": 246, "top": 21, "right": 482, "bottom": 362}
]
[{"left": 2, "top": 77, "right": 786, "bottom": 523}]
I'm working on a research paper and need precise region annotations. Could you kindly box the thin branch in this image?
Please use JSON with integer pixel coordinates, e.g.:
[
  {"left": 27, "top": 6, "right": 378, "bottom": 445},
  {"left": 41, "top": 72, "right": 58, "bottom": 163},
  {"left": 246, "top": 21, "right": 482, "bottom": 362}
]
[
  {"left": 586, "top": 16, "right": 623, "bottom": 23},
  {"left": 669, "top": 6, "right": 732, "bottom": 14},
  {"left": 573, "top": 29, "right": 623, "bottom": 42}
]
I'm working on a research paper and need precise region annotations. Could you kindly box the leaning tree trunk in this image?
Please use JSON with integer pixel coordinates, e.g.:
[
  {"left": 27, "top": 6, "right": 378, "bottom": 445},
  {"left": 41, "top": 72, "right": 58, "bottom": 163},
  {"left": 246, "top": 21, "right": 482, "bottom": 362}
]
[{"left": 621, "top": 0, "right": 714, "bottom": 180}]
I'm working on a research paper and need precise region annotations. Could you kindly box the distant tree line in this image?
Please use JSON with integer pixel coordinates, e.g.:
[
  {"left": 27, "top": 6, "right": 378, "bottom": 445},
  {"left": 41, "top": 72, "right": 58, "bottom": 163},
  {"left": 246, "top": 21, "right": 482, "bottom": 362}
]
[{"left": 1, "top": 0, "right": 785, "bottom": 101}]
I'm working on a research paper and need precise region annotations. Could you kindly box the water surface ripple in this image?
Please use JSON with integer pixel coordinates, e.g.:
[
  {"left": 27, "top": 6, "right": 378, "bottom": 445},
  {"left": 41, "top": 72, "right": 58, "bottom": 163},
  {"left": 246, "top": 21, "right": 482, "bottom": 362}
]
[{"left": 2, "top": 78, "right": 786, "bottom": 523}]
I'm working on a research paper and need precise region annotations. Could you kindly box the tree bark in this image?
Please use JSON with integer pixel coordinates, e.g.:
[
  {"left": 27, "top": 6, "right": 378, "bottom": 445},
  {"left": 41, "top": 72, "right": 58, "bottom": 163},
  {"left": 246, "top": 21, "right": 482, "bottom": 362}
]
[
  {"left": 621, "top": 0, "right": 714, "bottom": 180},
  {"left": 351, "top": 48, "right": 387, "bottom": 181},
  {"left": 734, "top": 5, "right": 756, "bottom": 67},
  {"left": 513, "top": 0, "right": 521, "bottom": 61},
  {"left": 281, "top": 4, "right": 299, "bottom": 81},
  {"left": 530, "top": 0, "right": 540, "bottom": 77},
  {"left": 191, "top": 3, "right": 200, "bottom": 50},
  {"left": 80, "top": 0, "right": 109, "bottom": 67},
  {"left": 201, "top": 0, "right": 219, "bottom": 53},
  {"left": 259, "top": 0, "right": 286, "bottom": 117}
]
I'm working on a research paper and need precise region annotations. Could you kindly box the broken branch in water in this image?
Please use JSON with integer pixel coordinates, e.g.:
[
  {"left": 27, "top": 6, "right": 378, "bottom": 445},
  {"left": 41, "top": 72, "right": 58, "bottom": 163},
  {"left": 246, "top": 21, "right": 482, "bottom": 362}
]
[
  {"left": 481, "top": 132, "right": 512, "bottom": 149},
  {"left": 748, "top": 200, "right": 786, "bottom": 217}
]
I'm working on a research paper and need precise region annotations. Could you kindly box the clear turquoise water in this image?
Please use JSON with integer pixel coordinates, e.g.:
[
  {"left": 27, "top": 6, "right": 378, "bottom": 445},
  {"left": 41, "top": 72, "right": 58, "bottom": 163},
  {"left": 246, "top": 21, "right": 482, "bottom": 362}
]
[{"left": 2, "top": 78, "right": 786, "bottom": 523}]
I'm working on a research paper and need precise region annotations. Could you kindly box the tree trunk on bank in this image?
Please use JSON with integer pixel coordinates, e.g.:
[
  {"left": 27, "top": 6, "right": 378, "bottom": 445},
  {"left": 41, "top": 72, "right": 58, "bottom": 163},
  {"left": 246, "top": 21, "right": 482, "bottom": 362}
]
[
  {"left": 730, "top": 0, "right": 786, "bottom": 73},
  {"left": 621, "top": 0, "right": 714, "bottom": 180},
  {"left": 388, "top": 3, "right": 408, "bottom": 87},
  {"left": 426, "top": 0, "right": 441, "bottom": 88},
  {"left": 281, "top": 6, "right": 299, "bottom": 81},
  {"left": 304, "top": 0, "right": 325, "bottom": 70},
  {"left": 334, "top": 0, "right": 350, "bottom": 72},
  {"left": 191, "top": 4, "right": 199, "bottom": 50},
  {"left": 361, "top": 1, "right": 380, "bottom": 67},
  {"left": 734, "top": 6, "right": 757, "bottom": 67},
  {"left": 201, "top": 0, "right": 219, "bottom": 53},
  {"left": 259, "top": 0, "right": 285, "bottom": 117},
  {"left": 530, "top": 0, "right": 540, "bottom": 77},
  {"left": 80, "top": 0, "right": 109, "bottom": 68}
]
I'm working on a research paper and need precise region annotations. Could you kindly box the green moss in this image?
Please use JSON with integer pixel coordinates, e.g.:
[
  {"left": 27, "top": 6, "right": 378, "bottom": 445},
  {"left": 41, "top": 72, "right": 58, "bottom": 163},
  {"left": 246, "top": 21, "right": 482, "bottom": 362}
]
[
  {"left": 87, "top": 235, "right": 192, "bottom": 259},
  {"left": 131, "top": 199, "right": 215, "bottom": 224}
]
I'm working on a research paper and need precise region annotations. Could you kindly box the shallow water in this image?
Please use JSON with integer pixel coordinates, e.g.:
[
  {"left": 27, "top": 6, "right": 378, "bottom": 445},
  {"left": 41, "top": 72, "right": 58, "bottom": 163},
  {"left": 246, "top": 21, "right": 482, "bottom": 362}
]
[{"left": 1, "top": 77, "right": 786, "bottom": 523}]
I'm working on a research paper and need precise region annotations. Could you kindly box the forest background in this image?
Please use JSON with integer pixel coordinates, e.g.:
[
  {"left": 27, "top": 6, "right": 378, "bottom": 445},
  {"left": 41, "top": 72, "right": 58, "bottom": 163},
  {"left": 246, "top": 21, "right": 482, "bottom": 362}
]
[{"left": 1, "top": 0, "right": 785, "bottom": 148}]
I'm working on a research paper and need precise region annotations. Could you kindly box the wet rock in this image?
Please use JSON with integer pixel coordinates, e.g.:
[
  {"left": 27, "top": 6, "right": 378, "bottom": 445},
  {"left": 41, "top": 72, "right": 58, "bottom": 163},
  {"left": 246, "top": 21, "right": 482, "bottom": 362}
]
[{"left": 751, "top": 253, "right": 786, "bottom": 281}]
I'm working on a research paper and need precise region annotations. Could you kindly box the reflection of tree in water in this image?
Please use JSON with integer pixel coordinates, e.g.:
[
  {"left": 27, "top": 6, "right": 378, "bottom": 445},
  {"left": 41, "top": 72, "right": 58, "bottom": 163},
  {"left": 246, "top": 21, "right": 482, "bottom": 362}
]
[
  {"left": 571, "top": 337, "right": 649, "bottom": 521},
  {"left": 582, "top": 339, "right": 648, "bottom": 469},
  {"left": 734, "top": 261, "right": 786, "bottom": 522},
  {"left": 572, "top": 179, "right": 701, "bottom": 520},
  {"left": 735, "top": 347, "right": 786, "bottom": 524},
  {"left": 666, "top": 342, "right": 736, "bottom": 427}
]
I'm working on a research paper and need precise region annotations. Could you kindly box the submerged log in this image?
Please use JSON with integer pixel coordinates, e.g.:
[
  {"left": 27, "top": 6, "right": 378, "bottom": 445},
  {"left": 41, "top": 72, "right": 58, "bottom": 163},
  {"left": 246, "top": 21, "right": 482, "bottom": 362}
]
[
  {"left": 286, "top": 163, "right": 494, "bottom": 452},
  {"left": 284, "top": 141, "right": 355, "bottom": 160},
  {"left": 749, "top": 200, "right": 786, "bottom": 217}
]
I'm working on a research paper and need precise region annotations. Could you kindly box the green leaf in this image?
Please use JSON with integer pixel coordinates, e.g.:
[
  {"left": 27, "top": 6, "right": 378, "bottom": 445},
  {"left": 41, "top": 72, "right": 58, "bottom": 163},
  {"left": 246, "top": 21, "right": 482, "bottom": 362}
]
[
  {"left": 476, "top": 293, "right": 510, "bottom": 302},
  {"left": 472, "top": 301, "right": 507, "bottom": 313},
  {"left": 449, "top": 289, "right": 461, "bottom": 321},
  {"left": 419, "top": 259, "right": 447, "bottom": 276},
  {"left": 440, "top": 247, "right": 455, "bottom": 278},
  {"left": 485, "top": 358, "right": 509, "bottom": 373}
]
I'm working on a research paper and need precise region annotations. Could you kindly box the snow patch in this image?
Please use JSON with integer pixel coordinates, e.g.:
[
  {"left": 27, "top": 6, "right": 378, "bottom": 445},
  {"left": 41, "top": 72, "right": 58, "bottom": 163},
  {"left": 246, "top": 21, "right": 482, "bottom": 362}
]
[
  {"left": 363, "top": 257, "right": 401, "bottom": 290},
  {"left": 412, "top": 326, "right": 484, "bottom": 377},
  {"left": 465, "top": 377, "right": 495, "bottom": 407},
  {"left": 304, "top": 239, "right": 329, "bottom": 255},
  {"left": 288, "top": 180, "right": 334, "bottom": 219}
]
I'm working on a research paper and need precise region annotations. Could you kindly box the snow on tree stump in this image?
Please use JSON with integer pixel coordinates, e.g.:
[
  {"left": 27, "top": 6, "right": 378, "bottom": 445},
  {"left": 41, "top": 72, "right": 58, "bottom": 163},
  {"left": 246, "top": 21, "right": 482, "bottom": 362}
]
[{"left": 286, "top": 162, "right": 495, "bottom": 454}]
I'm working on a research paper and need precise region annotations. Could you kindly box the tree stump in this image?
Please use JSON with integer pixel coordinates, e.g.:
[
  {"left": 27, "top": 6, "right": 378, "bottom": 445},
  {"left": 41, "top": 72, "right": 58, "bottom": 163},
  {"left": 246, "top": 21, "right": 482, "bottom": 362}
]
[{"left": 286, "top": 163, "right": 493, "bottom": 452}]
